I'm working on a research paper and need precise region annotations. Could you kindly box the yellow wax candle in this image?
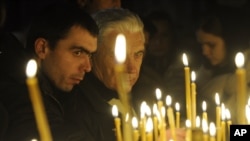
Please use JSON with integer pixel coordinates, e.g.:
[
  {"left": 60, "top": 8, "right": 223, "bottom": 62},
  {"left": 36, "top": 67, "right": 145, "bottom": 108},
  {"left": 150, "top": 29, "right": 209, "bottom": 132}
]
[
  {"left": 235, "top": 52, "right": 247, "bottom": 124},
  {"left": 185, "top": 120, "right": 192, "bottom": 141},
  {"left": 246, "top": 105, "right": 250, "bottom": 124},
  {"left": 26, "top": 59, "right": 52, "bottom": 141},
  {"left": 202, "top": 101, "right": 208, "bottom": 122},
  {"left": 209, "top": 122, "right": 216, "bottom": 141},
  {"left": 175, "top": 102, "right": 180, "bottom": 128},
  {"left": 183, "top": 53, "right": 191, "bottom": 121},
  {"left": 191, "top": 71, "right": 197, "bottom": 128},
  {"left": 140, "top": 102, "right": 146, "bottom": 141},
  {"left": 146, "top": 118, "right": 153, "bottom": 141},
  {"left": 155, "top": 88, "right": 163, "bottom": 111},
  {"left": 215, "top": 93, "right": 221, "bottom": 141},
  {"left": 166, "top": 95, "right": 176, "bottom": 141},
  {"left": 160, "top": 107, "right": 166, "bottom": 141},
  {"left": 132, "top": 117, "right": 139, "bottom": 141},
  {"left": 202, "top": 119, "right": 209, "bottom": 141},
  {"left": 153, "top": 104, "right": 159, "bottom": 141},
  {"left": 225, "top": 108, "right": 232, "bottom": 137},
  {"left": 221, "top": 104, "right": 226, "bottom": 141},
  {"left": 112, "top": 105, "right": 123, "bottom": 141}
]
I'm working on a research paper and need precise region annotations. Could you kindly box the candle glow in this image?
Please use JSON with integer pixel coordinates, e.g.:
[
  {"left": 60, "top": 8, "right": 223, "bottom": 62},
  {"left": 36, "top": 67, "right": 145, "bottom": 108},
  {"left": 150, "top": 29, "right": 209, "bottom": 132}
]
[{"left": 115, "top": 34, "right": 126, "bottom": 64}]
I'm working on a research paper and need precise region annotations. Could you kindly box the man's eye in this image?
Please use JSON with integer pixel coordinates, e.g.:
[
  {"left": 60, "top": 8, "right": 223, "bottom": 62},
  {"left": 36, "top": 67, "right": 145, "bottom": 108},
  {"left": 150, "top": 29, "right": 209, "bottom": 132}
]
[{"left": 74, "top": 51, "right": 82, "bottom": 56}]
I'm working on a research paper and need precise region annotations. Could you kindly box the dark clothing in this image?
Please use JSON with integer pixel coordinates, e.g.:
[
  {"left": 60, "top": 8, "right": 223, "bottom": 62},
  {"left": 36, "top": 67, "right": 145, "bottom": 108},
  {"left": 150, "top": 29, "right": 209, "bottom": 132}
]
[
  {"left": 1, "top": 70, "right": 95, "bottom": 141},
  {"left": 0, "top": 33, "right": 95, "bottom": 141},
  {"left": 65, "top": 72, "right": 120, "bottom": 141}
]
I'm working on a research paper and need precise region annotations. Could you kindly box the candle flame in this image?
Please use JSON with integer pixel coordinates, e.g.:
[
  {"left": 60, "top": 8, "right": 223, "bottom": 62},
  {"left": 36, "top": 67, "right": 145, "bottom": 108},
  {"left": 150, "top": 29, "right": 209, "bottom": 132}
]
[
  {"left": 145, "top": 104, "right": 151, "bottom": 116},
  {"left": 215, "top": 93, "right": 220, "bottom": 105},
  {"left": 155, "top": 88, "right": 162, "bottom": 100},
  {"left": 221, "top": 103, "right": 225, "bottom": 121},
  {"left": 140, "top": 101, "right": 147, "bottom": 118},
  {"left": 146, "top": 117, "right": 153, "bottom": 133},
  {"left": 225, "top": 108, "right": 231, "bottom": 120},
  {"left": 196, "top": 116, "right": 201, "bottom": 128},
  {"left": 202, "top": 101, "right": 207, "bottom": 111},
  {"left": 246, "top": 105, "right": 250, "bottom": 123},
  {"left": 132, "top": 117, "right": 138, "bottom": 129},
  {"left": 166, "top": 95, "right": 172, "bottom": 106},
  {"left": 209, "top": 122, "right": 216, "bottom": 137},
  {"left": 202, "top": 119, "right": 208, "bottom": 133},
  {"left": 175, "top": 102, "right": 180, "bottom": 111},
  {"left": 115, "top": 34, "right": 126, "bottom": 64},
  {"left": 153, "top": 104, "right": 158, "bottom": 115},
  {"left": 191, "top": 71, "right": 196, "bottom": 82},
  {"left": 235, "top": 52, "right": 245, "bottom": 68},
  {"left": 26, "top": 59, "right": 37, "bottom": 78},
  {"left": 185, "top": 119, "right": 191, "bottom": 128},
  {"left": 125, "top": 113, "right": 129, "bottom": 122},
  {"left": 161, "top": 107, "right": 166, "bottom": 118},
  {"left": 248, "top": 96, "right": 250, "bottom": 105},
  {"left": 112, "top": 105, "right": 118, "bottom": 117},
  {"left": 182, "top": 53, "right": 188, "bottom": 66}
]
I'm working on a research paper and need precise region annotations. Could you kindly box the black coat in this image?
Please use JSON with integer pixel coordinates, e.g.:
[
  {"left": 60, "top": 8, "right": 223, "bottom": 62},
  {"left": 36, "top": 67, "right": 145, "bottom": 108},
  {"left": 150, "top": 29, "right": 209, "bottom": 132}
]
[{"left": 65, "top": 72, "right": 121, "bottom": 141}]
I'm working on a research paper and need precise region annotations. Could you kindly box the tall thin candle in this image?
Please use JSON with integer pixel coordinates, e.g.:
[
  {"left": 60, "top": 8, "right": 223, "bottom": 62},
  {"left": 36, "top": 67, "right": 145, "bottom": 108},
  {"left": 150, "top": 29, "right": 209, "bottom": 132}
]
[
  {"left": 175, "top": 102, "right": 180, "bottom": 128},
  {"left": 235, "top": 52, "right": 247, "bottom": 124},
  {"left": 112, "top": 105, "right": 122, "bottom": 141},
  {"left": 183, "top": 53, "right": 191, "bottom": 122},
  {"left": 26, "top": 59, "right": 52, "bottom": 141},
  {"left": 191, "top": 71, "right": 197, "bottom": 128},
  {"left": 166, "top": 95, "right": 176, "bottom": 141}
]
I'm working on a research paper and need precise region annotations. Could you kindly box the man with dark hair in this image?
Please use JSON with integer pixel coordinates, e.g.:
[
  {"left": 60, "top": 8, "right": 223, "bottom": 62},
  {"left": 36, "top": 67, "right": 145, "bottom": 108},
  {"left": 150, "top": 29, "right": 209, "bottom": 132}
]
[{"left": 1, "top": 4, "right": 98, "bottom": 141}]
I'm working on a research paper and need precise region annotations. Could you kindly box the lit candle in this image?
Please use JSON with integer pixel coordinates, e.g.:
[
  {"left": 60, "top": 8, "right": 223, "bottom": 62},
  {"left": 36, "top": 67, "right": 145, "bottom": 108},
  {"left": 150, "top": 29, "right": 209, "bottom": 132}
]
[
  {"left": 26, "top": 59, "right": 52, "bottom": 141},
  {"left": 156, "top": 88, "right": 163, "bottom": 112},
  {"left": 160, "top": 107, "right": 166, "bottom": 141},
  {"left": 245, "top": 105, "right": 250, "bottom": 124},
  {"left": 175, "top": 102, "right": 180, "bottom": 128},
  {"left": 202, "top": 101, "right": 208, "bottom": 123},
  {"left": 185, "top": 120, "right": 192, "bottom": 141},
  {"left": 112, "top": 105, "right": 122, "bottom": 141},
  {"left": 202, "top": 119, "right": 209, "bottom": 141},
  {"left": 225, "top": 108, "right": 232, "bottom": 136},
  {"left": 183, "top": 53, "right": 191, "bottom": 122},
  {"left": 115, "top": 34, "right": 127, "bottom": 95},
  {"left": 209, "top": 122, "right": 216, "bottom": 141},
  {"left": 146, "top": 117, "right": 153, "bottom": 141},
  {"left": 166, "top": 95, "right": 176, "bottom": 141},
  {"left": 140, "top": 101, "right": 146, "bottom": 141},
  {"left": 196, "top": 116, "right": 201, "bottom": 129},
  {"left": 221, "top": 103, "right": 226, "bottom": 141},
  {"left": 235, "top": 52, "right": 247, "bottom": 124},
  {"left": 191, "top": 71, "right": 197, "bottom": 128},
  {"left": 153, "top": 104, "right": 159, "bottom": 141},
  {"left": 215, "top": 93, "right": 221, "bottom": 141},
  {"left": 246, "top": 97, "right": 250, "bottom": 124},
  {"left": 132, "top": 117, "right": 139, "bottom": 141}
]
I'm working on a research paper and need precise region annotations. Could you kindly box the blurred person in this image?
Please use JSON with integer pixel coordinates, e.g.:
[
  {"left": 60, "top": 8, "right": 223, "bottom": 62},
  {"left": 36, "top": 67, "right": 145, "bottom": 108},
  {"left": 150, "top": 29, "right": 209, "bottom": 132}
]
[
  {"left": 65, "top": 8, "right": 145, "bottom": 141},
  {"left": 132, "top": 10, "right": 187, "bottom": 116},
  {"left": 0, "top": 4, "right": 99, "bottom": 141},
  {"left": 195, "top": 14, "right": 249, "bottom": 123}
]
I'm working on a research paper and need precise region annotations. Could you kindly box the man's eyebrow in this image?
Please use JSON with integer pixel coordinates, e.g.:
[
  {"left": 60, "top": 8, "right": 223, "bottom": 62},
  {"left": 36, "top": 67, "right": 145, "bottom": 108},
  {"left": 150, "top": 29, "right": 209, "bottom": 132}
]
[{"left": 70, "top": 46, "right": 96, "bottom": 54}]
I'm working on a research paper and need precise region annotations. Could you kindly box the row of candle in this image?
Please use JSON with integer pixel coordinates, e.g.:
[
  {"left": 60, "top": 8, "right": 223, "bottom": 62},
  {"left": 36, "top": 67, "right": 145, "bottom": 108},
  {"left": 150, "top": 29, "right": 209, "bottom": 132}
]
[{"left": 111, "top": 91, "right": 235, "bottom": 141}]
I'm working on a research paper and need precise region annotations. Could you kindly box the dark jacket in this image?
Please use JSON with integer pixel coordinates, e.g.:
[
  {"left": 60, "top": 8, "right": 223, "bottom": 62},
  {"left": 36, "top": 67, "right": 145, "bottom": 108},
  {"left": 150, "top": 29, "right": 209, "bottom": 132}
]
[
  {"left": 0, "top": 69, "right": 94, "bottom": 141},
  {"left": 65, "top": 72, "right": 121, "bottom": 141}
]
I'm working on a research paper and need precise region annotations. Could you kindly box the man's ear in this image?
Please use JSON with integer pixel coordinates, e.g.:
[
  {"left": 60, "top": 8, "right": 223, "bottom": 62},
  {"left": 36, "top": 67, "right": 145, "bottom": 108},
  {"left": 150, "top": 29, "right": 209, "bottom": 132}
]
[{"left": 34, "top": 38, "right": 49, "bottom": 59}]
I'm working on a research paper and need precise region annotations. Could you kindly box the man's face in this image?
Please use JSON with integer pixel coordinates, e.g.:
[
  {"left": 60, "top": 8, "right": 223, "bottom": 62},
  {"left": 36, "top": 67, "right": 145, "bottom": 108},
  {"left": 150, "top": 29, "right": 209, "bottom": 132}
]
[
  {"left": 196, "top": 29, "right": 226, "bottom": 66},
  {"left": 93, "top": 31, "right": 145, "bottom": 92},
  {"left": 40, "top": 25, "right": 97, "bottom": 92}
]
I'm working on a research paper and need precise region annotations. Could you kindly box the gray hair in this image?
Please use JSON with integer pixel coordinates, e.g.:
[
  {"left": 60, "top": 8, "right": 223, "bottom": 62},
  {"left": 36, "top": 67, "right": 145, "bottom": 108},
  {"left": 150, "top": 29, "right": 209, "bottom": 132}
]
[{"left": 92, "top": 8, "right": 144, "bottom": 46}]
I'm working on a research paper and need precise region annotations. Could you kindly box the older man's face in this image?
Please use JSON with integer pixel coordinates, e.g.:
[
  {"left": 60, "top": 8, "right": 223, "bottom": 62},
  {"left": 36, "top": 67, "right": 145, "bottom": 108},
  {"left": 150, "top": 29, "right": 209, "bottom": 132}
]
[{"left": 93, "top": 31, "right": 145, "bottom": 92}]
